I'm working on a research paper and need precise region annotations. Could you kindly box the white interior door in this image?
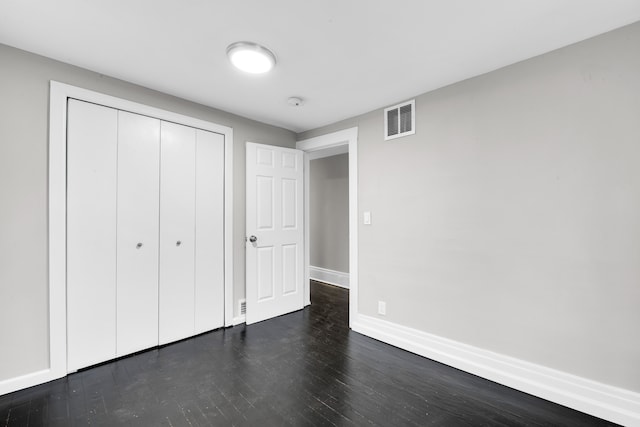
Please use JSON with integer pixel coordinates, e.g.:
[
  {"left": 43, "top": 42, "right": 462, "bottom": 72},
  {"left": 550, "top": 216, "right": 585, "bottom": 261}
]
[
  {"left": 159, "top": 121, "right": 196, "bottom": 344},
  {"left": 116, "top": 111, "right": 161, "bottom": 357},
  {"left": 66, "top": 99, "right": 118, "bottom": 371},
  {"left": 246, "top": 142, "right": 304, "bottom": 324}
]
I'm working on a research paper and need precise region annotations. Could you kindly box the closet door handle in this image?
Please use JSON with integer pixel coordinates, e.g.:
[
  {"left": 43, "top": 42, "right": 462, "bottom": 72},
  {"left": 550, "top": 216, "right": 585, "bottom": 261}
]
[
  {"left": 136, "top": 242, "right": 143, "bottom": 249},
  {"left": 176, "top": 240, "right": 182, "bottom": 247}
]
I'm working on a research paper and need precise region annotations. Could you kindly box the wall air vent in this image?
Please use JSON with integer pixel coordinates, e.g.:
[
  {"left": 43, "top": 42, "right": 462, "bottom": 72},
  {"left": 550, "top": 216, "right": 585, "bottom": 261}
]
[
  {"left": 239, "top": 299, "right": 246, "bottom": 315},
  {"left": 384, "top": 99, "right": 415, "bottom": 140}
]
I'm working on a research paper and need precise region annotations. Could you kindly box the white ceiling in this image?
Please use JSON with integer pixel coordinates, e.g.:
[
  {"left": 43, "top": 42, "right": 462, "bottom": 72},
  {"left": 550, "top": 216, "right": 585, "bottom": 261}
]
[{"left": 1, "top": 1, "right": 640, "bottom": 133}]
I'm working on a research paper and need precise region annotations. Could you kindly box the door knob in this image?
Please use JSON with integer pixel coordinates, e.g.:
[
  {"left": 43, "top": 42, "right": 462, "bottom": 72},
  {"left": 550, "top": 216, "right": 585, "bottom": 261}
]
[
  {"left": 176, "top": 240, "right": 182, "bottom": 247},
  {"left": 249, "top": 235, "right": 257, "bottom": 243},
  {"left": 136, "top": 242, "right": 143, "bottom": 249}
]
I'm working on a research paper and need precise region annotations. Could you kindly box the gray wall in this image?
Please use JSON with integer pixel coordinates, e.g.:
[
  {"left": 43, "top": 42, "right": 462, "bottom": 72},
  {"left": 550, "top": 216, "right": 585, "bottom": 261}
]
[
  {"left": 310, "top": 154, "right": 349, "bottom": 273},
  {"left": 0, "top": 43, "right": 296, "bottom": 382},
  {"left": 298, "top": 22, "right": 640, "bottom": 392}
]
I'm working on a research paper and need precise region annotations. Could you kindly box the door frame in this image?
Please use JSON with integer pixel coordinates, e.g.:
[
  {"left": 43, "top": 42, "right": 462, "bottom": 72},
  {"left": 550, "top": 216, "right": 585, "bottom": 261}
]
[
  {"left": 296, "top": 127, "right": 358, "bottom": 327},
  {"left": 47, "top": 81, "right": 234, "bottom": 383}
]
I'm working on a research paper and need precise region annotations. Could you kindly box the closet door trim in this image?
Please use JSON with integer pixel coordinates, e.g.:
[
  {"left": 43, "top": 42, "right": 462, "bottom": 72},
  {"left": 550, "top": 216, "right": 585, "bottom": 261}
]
[{"left": 46, "top": 81, "right": 233, "bottom": 387}]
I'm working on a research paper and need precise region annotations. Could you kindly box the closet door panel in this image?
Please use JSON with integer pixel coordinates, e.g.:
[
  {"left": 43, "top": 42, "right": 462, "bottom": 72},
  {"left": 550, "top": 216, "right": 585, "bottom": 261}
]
[
  {"left": 67, "top": 100, "right": 118, "bottom": 372},
  {"left": 194, "top": 130, "right": 225, "bottom": 333},
  {"left": 159, "top": 122, "right": 196, "bottom": 345},
  {"left": 116, "top": 111, "right": 161, "bottom": 357}
]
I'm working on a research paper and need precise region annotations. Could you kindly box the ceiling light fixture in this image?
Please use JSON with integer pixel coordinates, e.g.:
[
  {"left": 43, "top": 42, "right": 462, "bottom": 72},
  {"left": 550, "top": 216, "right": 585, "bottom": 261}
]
[{"left": 226, "top": 41, "right": 276, "bottom": 74}]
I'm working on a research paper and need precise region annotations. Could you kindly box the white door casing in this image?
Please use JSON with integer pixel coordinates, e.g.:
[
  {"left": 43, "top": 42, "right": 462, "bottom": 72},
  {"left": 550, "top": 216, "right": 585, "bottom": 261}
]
[{"left": 246, "top": 142, "right": 304, "bottom": 324}]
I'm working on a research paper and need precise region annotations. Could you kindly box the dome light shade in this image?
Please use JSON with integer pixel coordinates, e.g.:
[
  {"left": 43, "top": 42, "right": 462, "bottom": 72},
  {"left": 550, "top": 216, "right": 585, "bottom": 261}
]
[{"left": 227, "top": 42, "right": 276, "bottom": 74}]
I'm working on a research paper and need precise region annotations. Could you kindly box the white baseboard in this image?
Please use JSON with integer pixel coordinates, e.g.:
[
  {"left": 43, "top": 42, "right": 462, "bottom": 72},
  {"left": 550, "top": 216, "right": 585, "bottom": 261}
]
[
  {"left": 0, "top": 369, "right": 59, "bottom": 396},
  {"left": 232, "top": 315, "right": 246, "bottom": 326},
  {"left": 309, "top": 266, "right": 349, "bottom": 289},
  {"left": 352, "top": 314, "right": 640, "bottom": 427}
]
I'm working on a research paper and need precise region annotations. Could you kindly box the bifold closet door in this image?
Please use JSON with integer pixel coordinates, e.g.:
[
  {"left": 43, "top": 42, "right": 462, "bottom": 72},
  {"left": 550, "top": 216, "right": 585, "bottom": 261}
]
[
  {"left": 67, "top": 101, "right": 225, "bottom": 368},
  {"left": 67, "top": 100, "right": 118, "bottom": 372},
  {"left": 159, "top": 122, "right": 197, "bottom": 345},
  {"left": 195, "top": 130, "right": 225, "bottom": 333},
  {"left": 116, "top": 111, "right": 160, "bottom": 356}
]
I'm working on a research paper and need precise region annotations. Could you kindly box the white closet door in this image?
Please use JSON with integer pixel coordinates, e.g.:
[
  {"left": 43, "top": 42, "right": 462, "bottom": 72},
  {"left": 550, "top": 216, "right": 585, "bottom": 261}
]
[
  {"left": 159, "top": 122, "right": 196, "bottom": 345},
  {"left": 194, "top": 130, "right": 225, "bottom": 333},
  {"left": 67, "top": 100, "right": 118, "bottom": 372},
  {"left": 116, "top": 111, "right": 161, "bottom": 356}
]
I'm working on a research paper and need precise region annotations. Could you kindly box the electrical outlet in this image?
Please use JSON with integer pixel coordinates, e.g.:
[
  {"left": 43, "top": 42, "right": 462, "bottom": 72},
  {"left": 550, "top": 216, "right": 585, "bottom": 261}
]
[
  {"left": 378, "top": 301, "right": 386, "bottom": 315},
  {"left": 364, "top": 211, "right": 372, "bottom": 225}
]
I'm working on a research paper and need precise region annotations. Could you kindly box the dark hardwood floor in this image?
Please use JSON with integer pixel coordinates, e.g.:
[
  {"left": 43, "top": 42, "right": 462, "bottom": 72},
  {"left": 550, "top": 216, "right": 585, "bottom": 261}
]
[{"left": 1, "top": 281, "right": 617, "bottom": 426}]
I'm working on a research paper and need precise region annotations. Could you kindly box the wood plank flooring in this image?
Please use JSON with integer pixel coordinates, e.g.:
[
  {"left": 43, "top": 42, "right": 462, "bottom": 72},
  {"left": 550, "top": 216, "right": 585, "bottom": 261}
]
[{"left": 0, "top": 281, "right": 617, "bottom": 426}]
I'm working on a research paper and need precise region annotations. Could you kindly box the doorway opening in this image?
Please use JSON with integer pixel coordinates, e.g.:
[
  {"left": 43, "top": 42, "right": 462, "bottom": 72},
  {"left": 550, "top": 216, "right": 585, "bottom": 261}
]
[
  {"left": 297, "top": 127, "right": 358, "bottom": 328},
  {"left": 309, "top": 153, "right": 350, "bottom": 309}
]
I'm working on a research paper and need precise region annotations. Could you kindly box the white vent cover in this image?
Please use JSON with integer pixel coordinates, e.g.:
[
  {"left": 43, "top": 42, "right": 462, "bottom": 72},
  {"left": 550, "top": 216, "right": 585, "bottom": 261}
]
[
  {"left": 384, "top": 99, "right": 415, "bottom": 140},
  {"left": 239, "top": 299, "right": 246, "bottom": 315}
]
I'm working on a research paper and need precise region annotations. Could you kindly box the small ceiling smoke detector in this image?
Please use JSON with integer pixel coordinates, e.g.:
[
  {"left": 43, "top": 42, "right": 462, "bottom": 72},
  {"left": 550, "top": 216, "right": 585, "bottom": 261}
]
[
  {"left": 226, "top": 41, "right": 276, "bottom": 74},
  {"left": 287, "top": 97, "right": 304, "bottom": 107}
]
